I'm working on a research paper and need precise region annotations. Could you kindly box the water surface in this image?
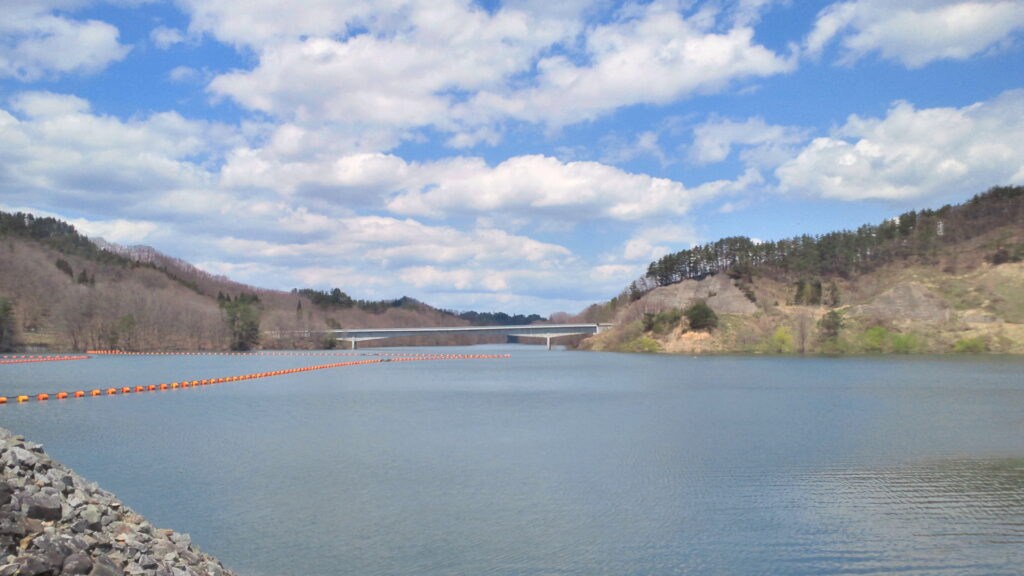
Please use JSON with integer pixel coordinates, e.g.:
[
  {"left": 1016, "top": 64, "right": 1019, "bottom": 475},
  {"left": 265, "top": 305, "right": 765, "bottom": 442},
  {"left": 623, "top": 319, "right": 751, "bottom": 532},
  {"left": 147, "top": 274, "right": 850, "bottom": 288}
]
[{"left": 2, "top": 348, "right": 1023, "bottom": 575}]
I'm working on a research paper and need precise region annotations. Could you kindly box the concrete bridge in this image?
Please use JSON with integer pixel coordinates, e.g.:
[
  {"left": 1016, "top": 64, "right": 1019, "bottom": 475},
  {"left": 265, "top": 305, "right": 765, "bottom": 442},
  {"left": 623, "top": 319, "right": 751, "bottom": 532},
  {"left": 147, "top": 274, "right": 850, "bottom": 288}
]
[{"left": 329, "top": 323, "right": 612, "bottom": 350}]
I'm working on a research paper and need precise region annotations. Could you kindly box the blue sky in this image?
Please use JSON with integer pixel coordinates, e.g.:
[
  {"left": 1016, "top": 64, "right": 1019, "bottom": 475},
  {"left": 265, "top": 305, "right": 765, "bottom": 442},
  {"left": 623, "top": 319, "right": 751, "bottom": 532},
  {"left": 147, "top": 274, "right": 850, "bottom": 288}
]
[{"left": 2, "top": 0, "right": 1023, "bottom": 315}]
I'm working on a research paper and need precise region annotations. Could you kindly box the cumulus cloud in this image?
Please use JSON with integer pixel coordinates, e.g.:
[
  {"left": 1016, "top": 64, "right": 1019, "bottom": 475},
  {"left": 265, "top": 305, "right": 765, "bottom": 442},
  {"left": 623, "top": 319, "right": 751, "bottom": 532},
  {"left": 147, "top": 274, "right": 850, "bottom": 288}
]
[
  {"left": 805, "top": 0, "right": 1024, "bottom": 68},
  {"left": 200, "top": 0, "right": 793, "bottom": 145},
  {"left": 67, "top": 217, "right": 160, "bottom": 244},
  {"left": 198, "top": 211, "right": 584, "bottom": 305},
  {"left": 622, "top": 224, "right": 700, "bottom": 262},
  {"left": 460, "top": 1, "right": 796, "bottom": 128},
  {"left": 0, "top": 4, "right": 130, "bottom": 80},
  {"left": 209, "top": 213, "right": 573, "bottom": 267},
  {"left": 0, "top": 91, "right": 241, "bottom": 213},
  {"left": 384, "top": 155, "right": 747, "bottom": 221},
  {"left": 206, "top": 1, "right": 575, "bottom": 130},
  {"left": 218, "top": 143, "right": 753, "bottom": 223},
  {"left": 775, "top": 90, "right": 1024, "bottom": 201},
  {"left": 150, "top": 26, "right": 186, "bottom": 49},
  {"left": 690, "top": 115, "right": 808, "bottom": 166}
]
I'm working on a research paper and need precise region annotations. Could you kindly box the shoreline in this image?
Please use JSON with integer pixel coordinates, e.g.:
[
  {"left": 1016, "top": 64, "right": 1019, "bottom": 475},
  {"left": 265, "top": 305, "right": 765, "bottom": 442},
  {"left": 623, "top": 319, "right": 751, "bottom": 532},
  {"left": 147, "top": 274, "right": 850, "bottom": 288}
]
[{"left": 0, "top": 427, "right": 238, "bottom": 576}]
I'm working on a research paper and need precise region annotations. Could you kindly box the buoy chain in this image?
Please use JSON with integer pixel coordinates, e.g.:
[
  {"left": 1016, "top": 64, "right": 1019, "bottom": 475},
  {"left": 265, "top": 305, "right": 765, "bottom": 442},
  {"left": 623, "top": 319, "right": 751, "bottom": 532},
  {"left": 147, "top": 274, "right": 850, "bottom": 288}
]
[
  {"left": 0, "top": 354, "right": 511, "bottom": 405},
  {"left": 0, "top": 356, "right": 90, "bottom": 365},
  {"left": 86, "top": 351, "right": 450, "bottom": 357}
]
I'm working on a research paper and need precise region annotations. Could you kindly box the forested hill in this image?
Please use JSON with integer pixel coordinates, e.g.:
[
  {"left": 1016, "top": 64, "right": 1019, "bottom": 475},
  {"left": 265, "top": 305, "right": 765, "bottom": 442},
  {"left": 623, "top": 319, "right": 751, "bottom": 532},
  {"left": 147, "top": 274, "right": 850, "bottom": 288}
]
[
  {"left": 581, "top": 186, "right": 1024, "bottom": 355},
  {"left": 0, "top": 212, "right": 541, "bottom": 352},
  {"left": 639, "top": 186, "right": 1024, "bottom": 294}
]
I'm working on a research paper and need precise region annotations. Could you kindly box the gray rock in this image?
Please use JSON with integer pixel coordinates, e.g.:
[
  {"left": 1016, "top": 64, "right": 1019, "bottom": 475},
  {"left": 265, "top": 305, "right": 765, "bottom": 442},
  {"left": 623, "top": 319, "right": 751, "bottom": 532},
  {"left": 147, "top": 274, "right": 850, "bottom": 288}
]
[
  {"left": 25, "top": 493, "right": 62, "bottom": 521},
  {"left": 0, "top": 427, "right": 239, "bottom": 576},
  {"left": 7, "top": 448, "right": 38, "bottom": 469},
  {"left": 79, "top": 507, "right": 101, "bottom": 530},
  {"left": 138, "top": 554, "right": 157, "bottom": 569},
  {"left": 87, "top": 555, "right": 120, "bottom": 576},
  {"left": 8, "top": 555, "right": 54, "bottom": 576},
  {"left": 0, "top": 514, "right": 27, "bottom": 538},
  {"left": 62, "top": 551, "right": 92, "bottom": 575}
]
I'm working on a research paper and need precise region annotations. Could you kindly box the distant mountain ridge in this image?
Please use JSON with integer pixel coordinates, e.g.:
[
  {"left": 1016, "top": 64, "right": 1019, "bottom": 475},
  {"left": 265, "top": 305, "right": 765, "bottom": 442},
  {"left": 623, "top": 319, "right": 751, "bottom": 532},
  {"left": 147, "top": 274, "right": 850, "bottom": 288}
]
[{"left": 0, "top": 214, "right": 536, "bottom": 352}]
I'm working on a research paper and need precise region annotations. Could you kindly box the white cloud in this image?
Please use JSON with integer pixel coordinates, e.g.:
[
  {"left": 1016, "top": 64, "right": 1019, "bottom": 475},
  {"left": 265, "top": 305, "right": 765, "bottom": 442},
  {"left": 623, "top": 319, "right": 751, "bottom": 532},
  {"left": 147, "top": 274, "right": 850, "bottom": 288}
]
[
  {"left": 0, "top": 4, "right": 130, "bottom": 80},
  {"left": 776, "top": 90, "right": 1024, "bottom": 201},
  {"left": 150, "top": 26, "right": 186, "bottom": 49},
  {"left": 805, "top": 0, "right": 1024, "bottom": 68},
  {"left": 385, "top": 155, "right": 741, "bottom": 221},
  {"left": 727, "top": 0, "right": 789, "bottom": 27},
  {"left": 622, "top": 224, "right": 700, "bottom": 262},
  {"left": 601, "top": 130, "right": 668, "bottom": 165},
  {"left": 200, "top": 0, "right": 792, "bottom": 145},
  {"left": 178, "top": 0, "right": 405, "bottom": 47},
  {"left": 211, "top": 213, "right": 574, "bottom": 268},
  {"left": 461, "top": 1, "right": 796, "bottom": 128},
  {"left": 690, "top": 115, "right": 808, "bottom": 166},
  {"left": 168, "top": 65, "right": 199, "bottom": 82},
  {"left": 218, "top": 142, "right": 752, "bottom": 223},
  {"left": 67, "top": 217, "right": 159, "bottom": 244},
  {"left": 205, "top": 1, "right": 576, "bottom": 130},
  {"left": 0, "top": 91, "right": 241, "bottom": 213}
]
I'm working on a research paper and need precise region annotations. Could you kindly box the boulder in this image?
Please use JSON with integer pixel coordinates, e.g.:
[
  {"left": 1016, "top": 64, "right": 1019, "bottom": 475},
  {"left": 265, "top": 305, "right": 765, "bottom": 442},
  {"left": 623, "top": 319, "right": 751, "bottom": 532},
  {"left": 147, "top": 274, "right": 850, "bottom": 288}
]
[
  {"left": 25, "top": 493, "right": 61, "bottom": 522},
  {"left": 62, "top": 552, "right": 93, "bottom": 575}
]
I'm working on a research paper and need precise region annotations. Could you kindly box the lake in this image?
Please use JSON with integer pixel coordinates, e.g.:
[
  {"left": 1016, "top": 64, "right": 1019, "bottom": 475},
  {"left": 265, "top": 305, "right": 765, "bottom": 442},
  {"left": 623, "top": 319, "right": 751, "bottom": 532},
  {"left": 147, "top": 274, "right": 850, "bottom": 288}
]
[{"left": 2, "top": 347, "right": 1023, "bottom": 575}]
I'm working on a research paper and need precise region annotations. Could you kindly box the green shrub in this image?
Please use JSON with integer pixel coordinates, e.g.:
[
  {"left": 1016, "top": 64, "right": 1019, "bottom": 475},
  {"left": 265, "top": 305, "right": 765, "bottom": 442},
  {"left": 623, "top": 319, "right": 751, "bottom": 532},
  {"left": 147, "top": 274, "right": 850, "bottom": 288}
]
[
  {"left": 683, "top": 301, "right": 719, "bottom": 331},
  {"left": 818, "top": 310, "right": 844, "bottom": 343},
  {"left": 642, "top": 309, "right": 684, "bottom": 334},
  {"left": 622, "top": 336, "right": 663, "bottom": 353},
  {"left": 862, "top": 326, "right": 890, "bottom": 353},
  {"left": 953, "top": 337, "right": 987, "bottom": 354},
  {"left": 889, "top": 333, "right": 920, "bottom": 354},
  {"left": 769, "top": 327, "right": 794, "bottom": 354}
]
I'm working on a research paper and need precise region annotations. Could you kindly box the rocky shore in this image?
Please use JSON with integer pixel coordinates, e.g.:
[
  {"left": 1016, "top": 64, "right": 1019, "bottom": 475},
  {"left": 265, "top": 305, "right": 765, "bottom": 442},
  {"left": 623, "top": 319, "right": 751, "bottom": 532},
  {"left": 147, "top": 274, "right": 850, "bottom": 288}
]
[{"left": 0, "top": 428, "right": 238, "bottom": 576}]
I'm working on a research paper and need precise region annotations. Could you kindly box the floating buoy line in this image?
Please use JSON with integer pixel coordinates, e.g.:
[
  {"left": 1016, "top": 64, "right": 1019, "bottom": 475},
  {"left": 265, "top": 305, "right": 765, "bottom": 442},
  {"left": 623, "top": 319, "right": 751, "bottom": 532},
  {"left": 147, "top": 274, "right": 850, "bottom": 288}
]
[
  {"left": 0, "top": 355, "right": 90, "bottom": 365},
  {"left": 86, "top": 350, "right": 441, "bottom": 357},
  {"left": 0, "top": 353, "right": 509, "bottom": 405}
]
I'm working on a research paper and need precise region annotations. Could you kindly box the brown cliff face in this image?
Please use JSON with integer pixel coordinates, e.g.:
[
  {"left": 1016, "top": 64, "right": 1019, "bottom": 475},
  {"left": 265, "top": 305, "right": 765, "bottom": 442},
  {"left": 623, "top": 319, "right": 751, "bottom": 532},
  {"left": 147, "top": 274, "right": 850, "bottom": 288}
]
[{"left": 582, "top": 260, "right": 1024, "bottom": 355}]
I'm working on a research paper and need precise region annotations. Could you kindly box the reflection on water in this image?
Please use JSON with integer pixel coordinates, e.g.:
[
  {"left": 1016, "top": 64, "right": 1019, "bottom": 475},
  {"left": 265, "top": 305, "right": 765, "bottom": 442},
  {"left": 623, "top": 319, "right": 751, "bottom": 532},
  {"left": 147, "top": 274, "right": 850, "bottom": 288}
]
[{"left": 0, "top": 349, "right": 1022, "bottom": 575}]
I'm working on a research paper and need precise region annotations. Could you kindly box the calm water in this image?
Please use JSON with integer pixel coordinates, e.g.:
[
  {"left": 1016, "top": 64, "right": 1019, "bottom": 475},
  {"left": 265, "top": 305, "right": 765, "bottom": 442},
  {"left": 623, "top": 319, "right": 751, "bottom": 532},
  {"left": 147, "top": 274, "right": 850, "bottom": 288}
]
[{"left": 2, "top": 347, "right": 1023, "bottom": 575}]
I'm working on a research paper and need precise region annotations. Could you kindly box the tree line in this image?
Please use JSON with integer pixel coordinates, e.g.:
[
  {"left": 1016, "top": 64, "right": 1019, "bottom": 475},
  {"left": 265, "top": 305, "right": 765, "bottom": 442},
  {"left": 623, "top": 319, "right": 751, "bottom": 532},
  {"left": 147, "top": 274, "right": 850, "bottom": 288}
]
[
  {"left": 295, "top": 287, "right": 547, "bottom": 325},
  {"left": 639, "top": 186, "right": 1024, "bottom": 294}
]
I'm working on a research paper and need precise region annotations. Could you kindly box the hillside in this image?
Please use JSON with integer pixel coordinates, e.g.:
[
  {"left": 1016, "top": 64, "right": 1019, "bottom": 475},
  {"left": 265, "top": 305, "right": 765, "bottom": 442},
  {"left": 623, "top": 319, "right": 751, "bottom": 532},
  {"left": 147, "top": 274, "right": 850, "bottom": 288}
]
[
  {"left": 0, "top": 213, "right": 470, "bottom": 352},
  {"left": 581, "top": 186, "right": 1024, "bottom": 355}
]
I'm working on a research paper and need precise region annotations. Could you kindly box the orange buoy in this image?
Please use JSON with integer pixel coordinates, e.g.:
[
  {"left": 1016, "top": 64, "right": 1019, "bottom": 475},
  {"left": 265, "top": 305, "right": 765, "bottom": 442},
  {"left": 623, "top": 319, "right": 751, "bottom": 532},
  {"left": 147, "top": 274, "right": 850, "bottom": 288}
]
[
  {"left": 17, "top": 395, "right": 29, "bottom": 403},
  {"left": 36, "top": 393, "right": 49, "bottom": 401},
  {"left": 91, "top": 390, "right": 101, "bottom": 397},
  {"left": 171, "top": 383, "right": 179, "bottom": 389},
  {"left": 148, "top": 385, "right": 156, "bottom": 391},
  {"left": 74, "top": 391, "right": 85, "bottom": 398},
  {"left": 159, "top": 383, "right": 168, "bottom": 390},
  {"left": 121, "top": 387, "right": 132, "bottom": 394},
  {"left": 135, "top": 386, "right": 144, "bottom": 392},
  {"left": 57, "top": 392, "right": 68, "bottom": 399},
  {"left": 107, "top": 388, "right": 117, "bottom": 395}
]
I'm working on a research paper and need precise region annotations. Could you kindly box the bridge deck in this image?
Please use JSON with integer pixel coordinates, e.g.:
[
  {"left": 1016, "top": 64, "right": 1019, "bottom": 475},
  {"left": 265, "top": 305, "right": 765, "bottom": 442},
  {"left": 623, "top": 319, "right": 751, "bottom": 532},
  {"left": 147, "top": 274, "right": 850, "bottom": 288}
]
[{"left": 329, "top": 324, "right": 611, "bottom": 349}]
